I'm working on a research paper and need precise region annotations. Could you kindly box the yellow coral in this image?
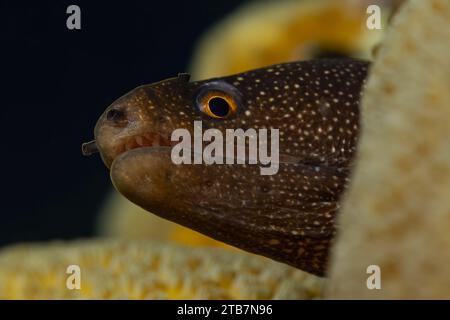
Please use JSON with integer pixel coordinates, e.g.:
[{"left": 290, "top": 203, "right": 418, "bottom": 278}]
[
  {"left": 327, "top": 0, "right": 450, "bottom": 299},
  {"left": 0, "top": 240, "right": 323, "bottom": 299},
  {"left": 189, "top": 0, "right": 388, "bottom": 79}
]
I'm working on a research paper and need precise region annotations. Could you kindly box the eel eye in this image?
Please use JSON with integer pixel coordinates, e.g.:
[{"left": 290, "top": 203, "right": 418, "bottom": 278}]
[
  {"left": 203, "top": 95, "right": 236, "bottom": 118},
  {"left": 195, "top": 81, "right": 241, "bottom": 119}
]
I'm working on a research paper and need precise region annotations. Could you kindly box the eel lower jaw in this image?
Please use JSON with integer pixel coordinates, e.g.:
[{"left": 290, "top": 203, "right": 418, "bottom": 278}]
[{"left": 109, "top": 145, "right": 175, "bottom": 211}]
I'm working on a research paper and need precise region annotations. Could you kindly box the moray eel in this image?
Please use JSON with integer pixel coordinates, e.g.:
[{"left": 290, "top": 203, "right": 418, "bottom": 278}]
[{"left": 83, "top": 59, "right": 369, "bottom": 276}]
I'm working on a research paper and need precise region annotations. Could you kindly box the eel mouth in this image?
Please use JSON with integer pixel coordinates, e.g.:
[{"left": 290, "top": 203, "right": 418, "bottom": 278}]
[
  {"left": 111, "top": 132, "right": 306, "bottom": 166},
  {"left": 82, "top": 131, "right": 326, "bottom": 168},
  {"left": 113, "top": 132, "right": 173, "bottom": 159}
]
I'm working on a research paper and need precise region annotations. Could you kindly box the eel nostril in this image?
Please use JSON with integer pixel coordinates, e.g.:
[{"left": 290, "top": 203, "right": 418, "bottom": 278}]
[{"left": 106, "top": 108, "right": 126, "bottom": 123}]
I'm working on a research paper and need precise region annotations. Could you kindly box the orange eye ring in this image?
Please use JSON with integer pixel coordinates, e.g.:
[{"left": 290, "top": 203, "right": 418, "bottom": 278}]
[
  {"left": 195, "top": 82, "right": 242, "bottom": 119},
  {"left": 201, "top": 93, "right": 237, "bottom": 119}
]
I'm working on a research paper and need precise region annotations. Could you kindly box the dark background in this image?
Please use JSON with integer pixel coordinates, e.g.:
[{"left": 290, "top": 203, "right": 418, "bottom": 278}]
[{"left": 0, "top": 0, "right": 243, "bottom": 246}]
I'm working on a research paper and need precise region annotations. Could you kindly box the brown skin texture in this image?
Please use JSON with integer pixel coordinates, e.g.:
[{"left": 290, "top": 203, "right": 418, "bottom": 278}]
[{"left": 91, "top": 60, "right": 369, "bottom": 276}]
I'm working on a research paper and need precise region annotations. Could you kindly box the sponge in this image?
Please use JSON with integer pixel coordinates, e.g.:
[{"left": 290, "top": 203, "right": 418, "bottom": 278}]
[{"left": 327, "top": 0, "right": 450, "bottom": 299}]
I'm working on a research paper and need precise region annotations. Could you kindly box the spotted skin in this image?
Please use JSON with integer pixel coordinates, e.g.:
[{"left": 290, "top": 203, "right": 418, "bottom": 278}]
[{"left": 91, "top": 59, "right": 369, "bottom": 276}]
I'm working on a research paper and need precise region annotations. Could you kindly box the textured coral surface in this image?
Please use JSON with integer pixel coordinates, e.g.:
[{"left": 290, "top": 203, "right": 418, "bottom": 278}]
[
  {"left": 0, "top": 240, "right": 323, "bottom": 299},
  {"left": 327, "top": 0, "right": 450, "bottom": 299}
]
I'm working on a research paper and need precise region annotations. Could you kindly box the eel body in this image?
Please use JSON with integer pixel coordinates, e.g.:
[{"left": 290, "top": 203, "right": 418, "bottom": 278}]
[{"left": 85, "top": 59, "right": 369, "bottom": 276}]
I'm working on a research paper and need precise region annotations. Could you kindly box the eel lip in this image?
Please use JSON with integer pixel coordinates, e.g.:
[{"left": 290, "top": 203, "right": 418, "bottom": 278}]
[
  {"left": 82, "top": 140, "right": 99, "bottom": 156},
  {"left": 111, "top": 145, "right": 172, "bottom": 169}
]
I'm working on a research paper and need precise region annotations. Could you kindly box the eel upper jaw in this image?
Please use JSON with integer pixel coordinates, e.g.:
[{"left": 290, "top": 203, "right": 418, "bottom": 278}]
[{"left": 111, "top": 132, "right": 173, "bottom": 166}]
